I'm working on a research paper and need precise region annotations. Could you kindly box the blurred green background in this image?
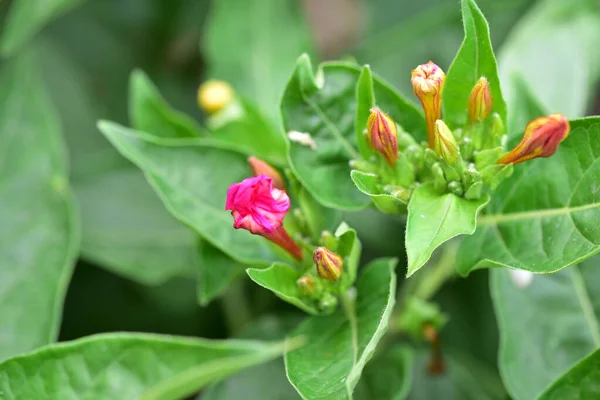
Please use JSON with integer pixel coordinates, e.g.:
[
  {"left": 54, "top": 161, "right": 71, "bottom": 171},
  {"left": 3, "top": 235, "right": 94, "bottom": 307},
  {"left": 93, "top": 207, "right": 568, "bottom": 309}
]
[{"left": 1, "top": 0, "right": 599, "bottom": 398}]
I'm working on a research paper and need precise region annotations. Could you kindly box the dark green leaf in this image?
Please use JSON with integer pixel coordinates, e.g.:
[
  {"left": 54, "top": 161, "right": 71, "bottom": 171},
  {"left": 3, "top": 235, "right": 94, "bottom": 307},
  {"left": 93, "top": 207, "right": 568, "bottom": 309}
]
[
  {"left": 457, "top": 118, "right": 600, "bottom": 275},
  {"left": 442, "top": 0, "right": 507, "bottom": 129},
  {"left": 281, "top": 55, "right": 424, "bottom": 210},
  {"left": 285, "top": 258, "right": 398, "bottom": 399},
  {"left": 98, "top": 121, "right": 287, "bottom": 266},
  {"left": 491, "top": 258, "right": 600, "bottom": 400},
  {"left": 202, "top": 0, "right": 314, "bottom": 119},
  {"left": 351, "top": 170, "right": 408, "bottom": 215},
  {"left": 0, "top": 0, "right": 84, "bottom": 56},
  {"left": 197, "top": 239, "right": 246, "bottom": 306},
  {"left": 354, "top": 346, "right": 413, "bottom": 400},
  {"left": 129, "top": 69, "right": 203, "bottom": 139},
  {"left": 0, "top": 50, "right": 79, "bottom": 360},
  {"left": 0, "top": 333, "right": 291, "bottom": 400},
  {"left": 406, "top": 184, "right": 489, "bottom": 276},
  {"left": 538, "top": 347, "right": 600, "bottom": 400}
]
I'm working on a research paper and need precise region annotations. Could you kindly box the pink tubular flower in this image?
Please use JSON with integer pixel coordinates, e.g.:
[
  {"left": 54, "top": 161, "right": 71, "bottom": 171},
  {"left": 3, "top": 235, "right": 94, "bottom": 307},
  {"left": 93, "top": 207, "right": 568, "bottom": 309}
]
[{"left": 225, "top": 175, "right": 302, "bottom": 260}]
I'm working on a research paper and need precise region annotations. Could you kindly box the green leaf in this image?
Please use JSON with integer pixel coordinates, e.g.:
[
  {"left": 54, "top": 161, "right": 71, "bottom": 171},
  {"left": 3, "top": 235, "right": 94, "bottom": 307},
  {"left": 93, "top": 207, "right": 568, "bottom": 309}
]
[
  {"left": 351, "top": 170, "right": 408, "bottom": 215},
  {"left": 442, "top": 0, "right": 507, "bottom": 129},
  {"left": 197, "top": 239, "right": 246, "bottom": 306},
  {"left": 0, "top": 0, "right": 84, "bottom": 56},
  {"left": 247, "top": 263, "right": 320, "bottom": 315},
  {"left": 285, "top": 258, "right": 398, "bottom": 399},
  {"left": 406, "top": 184, "right": 489, "bottom": 276},
  {"left": 98, "top": 121, "right": 287, "bottom": 266},
  {"left": 457, "top": 118, "right": 600, "bottom": 275},
  {"left": 505, "top": 73, "right": 547, "bottom": 137},
  {"left": 538, "top": 347, "right": 600, "bottom": 400},
  {"left": 490, "top": 257, "right": 600, "bottom": 400},
  {"left": 0, "top": 50, "right": 79, "bottom": 360},
  {"left": 202, "top": 0, "right": 314, "bottom": 119},
  {"left": 281, "top": 55, "right": 424, "bottom": 210},
  {"left": 335, "top": 222, "right": 362, "bottom": 287},
  {"left": 0, "top": 333, "right": 292, "bottom": 400},
  {"left": 498, "top": 0, "right": 600, "bottom": 120},
  {"left": 355, "top": 66, "right": 377, "bottom": 158},
  {"left": 129, "top": 69, "right": 203, "bottom": 139},
  {"left": 354, "top": 346, "right": 413, "bottom": 400}
]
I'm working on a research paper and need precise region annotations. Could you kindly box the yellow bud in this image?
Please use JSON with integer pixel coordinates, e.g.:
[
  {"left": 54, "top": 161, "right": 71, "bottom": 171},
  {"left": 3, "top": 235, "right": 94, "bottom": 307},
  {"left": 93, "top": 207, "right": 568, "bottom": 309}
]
[
  {"left": 366, "top": 107, "right": 399, "bottom": 167},
  {"left": 433, "top": 120, "right": 459, "bottom": 164},
  {"left": 411, "top": 61, "right": 446, "bottom": 148},
  {"left": 467, "top": 77, "right": 492, "bottom": 122},
  {"left": 197, "top": 80, "right": 234, "bottom": 114},
  {"left": 313, "top": 247, "right": 343, "bottom": 281},
  {"left": 498, "top": 114, "right": 570, "bottom": 165}
]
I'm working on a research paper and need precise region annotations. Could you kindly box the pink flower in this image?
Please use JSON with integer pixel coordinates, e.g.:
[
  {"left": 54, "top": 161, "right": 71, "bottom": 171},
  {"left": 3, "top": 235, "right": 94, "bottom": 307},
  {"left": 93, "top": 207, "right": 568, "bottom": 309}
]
[{"left": 225, "top": 175, "right": 302, "bottom": 260}]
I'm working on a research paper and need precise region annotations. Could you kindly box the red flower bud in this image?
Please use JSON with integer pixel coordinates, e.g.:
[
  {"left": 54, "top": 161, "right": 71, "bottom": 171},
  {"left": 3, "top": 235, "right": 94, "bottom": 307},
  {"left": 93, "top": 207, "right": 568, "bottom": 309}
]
[
  {"left": 411, "top": 61, "right": 446, "bottom": 148},
  {"left": 498, "top": 114, "right": 570, "bottom": 165},
  {"left": 468, "top": 77, "right": 492, "bottom": 123},
  {"left": 313, "top": 247, "right": 343, "bottom": 281},
  {"left": 248, "top": 156, "right": 285, "bottom": 190},
  {"left": 367, "top": 107, "right": 399, "bottom": 167}
]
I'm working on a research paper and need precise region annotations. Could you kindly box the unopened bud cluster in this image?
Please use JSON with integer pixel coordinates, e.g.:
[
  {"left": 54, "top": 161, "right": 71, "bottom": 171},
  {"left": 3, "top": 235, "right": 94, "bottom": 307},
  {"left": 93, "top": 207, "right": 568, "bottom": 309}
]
[{"left": 350, "top": 60, "right": 570, "bottom": 210}]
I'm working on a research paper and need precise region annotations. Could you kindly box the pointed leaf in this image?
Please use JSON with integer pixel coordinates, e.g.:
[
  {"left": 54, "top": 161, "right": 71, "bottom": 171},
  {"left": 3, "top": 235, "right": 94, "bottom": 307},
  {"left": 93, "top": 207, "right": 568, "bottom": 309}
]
[
  {"left": 285, "top": 258, "right": 397, "bottom": 399},
  {"left": 281, "top": 55, "right": 424, "bottom": 210},
  {"left": 355, "top": 66, "right": 377, "bottom": 158},
  {"left": 539, "top": 347, "right": 600, "bottom": 400},
  {"left": 0, "top": 333, "right": 291, "bottom": 400},
  {"left": 0, "top": 50, "right": 79, "bottom": 360},
  {"left": 457, "top": 118, "right": 600, "bottom": 275},
  {"left": 491, "top": 257, "right": 600, "bottom": 400},
  {"left": 406, "top": 184, "right": 489, "bottom": 276},
  {"left": 98, "top": 121, "right": 286, "bottom": 266},
  {"left": 442, "top": 0, "right": 506, "bottom": 129}
]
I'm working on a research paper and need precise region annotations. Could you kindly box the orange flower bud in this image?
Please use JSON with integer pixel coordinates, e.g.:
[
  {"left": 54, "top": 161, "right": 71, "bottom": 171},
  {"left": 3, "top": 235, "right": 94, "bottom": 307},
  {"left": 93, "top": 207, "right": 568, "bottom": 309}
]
[
  {"left": 411, "top": 61, "right": 446, "bottom": 148},
  {"left": 498, "top": 114, "right": 570, "bottom": 165},
  {"left": 313, "top": 247, "right": 343, "bottom": 281},
  {"left": 248, "top": 156, "right": 285, "bottom": 190},
  {"left": 433, "top": 120, "right": 459, "bottom": 164},
  {"left": 366, "top": 107, "right": 399, "bottom": 167},
  {"left": 468, "top": 77, "right": 492, "bottom": 122}
]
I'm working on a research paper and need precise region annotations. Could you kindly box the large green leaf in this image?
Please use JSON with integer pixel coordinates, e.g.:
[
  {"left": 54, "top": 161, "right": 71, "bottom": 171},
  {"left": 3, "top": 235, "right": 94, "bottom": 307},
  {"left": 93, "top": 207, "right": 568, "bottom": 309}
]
[
  {"left": 406, "top": 184, "right": 489, "bottom": 276},
  {"left": 197, "top": 239, "right": 246, "bottom": 306},
  {"left": 442, "top": 0, "right": 507, "bottom": 129},
  {"left": 0, "top": 0, "right": 84, "bottom": 56},
  {"left": 281, "top": 55, "right": 424, "bottom": 210},
  {"left": 0, "top": 50, "right": 79, "bottom": 360},
  {"left": 98, "top": 121, "right": 288, "bottom": 266},
  {"left": 202, "top": 0, "right": 313, "bottom": 119},
  {"left": 129, "top": 69, "right": 203, "bottom": 139},
  {"left": 354, "top": 346, "right": 413, "bottom": 400},
  {"left": 457, "top": 118, "right": 600, "bottom": 275},
  {"left": 285, "top": 258, "right": 397, "bottom": 399},
  {"left": 0, "top": 333, "right": 292, "bottom": 400},
  {"left": 498, "top": 0, "right": 600, "bottom": 120},
  {"left": 491, "top": 257, "right": 600, "bottom": 400},
  {"left": 538, "top": 347, "right": 600, "bottom": 400}
]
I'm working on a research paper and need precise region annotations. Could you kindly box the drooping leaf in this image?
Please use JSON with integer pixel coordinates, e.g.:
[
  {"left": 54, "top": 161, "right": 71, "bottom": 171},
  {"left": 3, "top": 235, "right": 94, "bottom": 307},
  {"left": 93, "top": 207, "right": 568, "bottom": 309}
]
[
  {"left": 285, "top": 258, "right": 398, "bottom": 399},
  {"left": 498, "top": 0, "right": 600, "bottom": 120},
  {"left": 281, "top": 55, "right": 424, "bottom": 210},
  {"left": 351, "top": 170, "right": 408, "bottom": 215},
  {"left": 457, "top": 118, "right": 600, "bottom": 275},
  {"left": 98, "top": 121, "right": 287, "bottom": 266},
  {"left": 354, "top": 346, "right": 413, "bottom": 400},
  {"left": 0, "top": 333, "right": 292, "bottom": 400},
  {"left": 202, "top": 0, "right": 314, "bottom": 120},
  {"left": 0, "top": 0, "right": 84, "bottom": 56},
  {"left": 197, "top": 239, "right": 246, "bottom": 306},
  {"left": 0, "top": 50, "right": 79, "bottom": 360},
  {"left": 538, "top": 347, "right": 600, "bottom": 400},
  {"left": 442, "top": 0, "right": 507, "bottom": 129},
  {"left": 406, "top": 184, "right": 489, "bottom": 276},
  {"left": 129, "top": 69, "right": 203, "bottom": 139},
  {"left": 490, "top": 257, "right": 600, "bottom": 400}
]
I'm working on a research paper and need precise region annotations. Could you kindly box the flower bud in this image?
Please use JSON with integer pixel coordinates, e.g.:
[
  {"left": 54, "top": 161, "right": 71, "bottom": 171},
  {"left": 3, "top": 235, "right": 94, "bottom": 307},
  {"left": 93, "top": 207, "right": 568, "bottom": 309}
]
[
  {"left": 297, "top": 275, "right": 317, "bottom": 296},
  {"left": 313, "top": 247, "right": 343, "bottom": 281},
  {"left": 197, "top": 80, "right": 234, "bottom": 114},
  {"left": 366, "top": 107, "right": 399, "bottom": 167},
  {"left": 467, "top": 77, "right": 492, "bottom": 123},
  {"left": 498, "top": 114, "right": 570, "bottom": 165},
  {"left": 433, "top": 120, "right": 459, "bottom": 164},
  {"left": 411, "top": 61, "right": 446, "bottom": 147},
  {"left": 248, "top": 157, "right": 285, "bottom": 190}
]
